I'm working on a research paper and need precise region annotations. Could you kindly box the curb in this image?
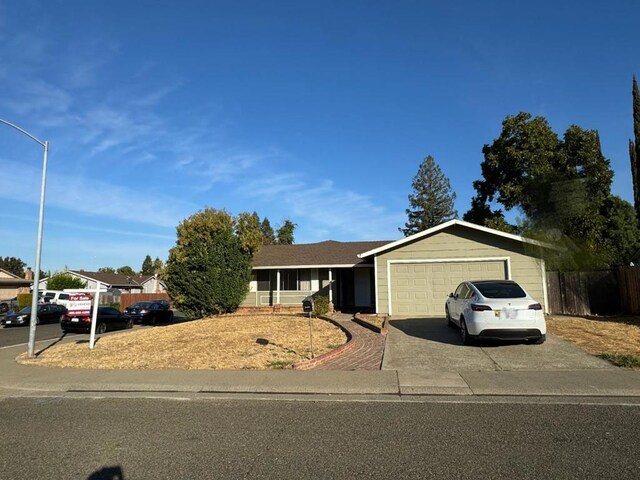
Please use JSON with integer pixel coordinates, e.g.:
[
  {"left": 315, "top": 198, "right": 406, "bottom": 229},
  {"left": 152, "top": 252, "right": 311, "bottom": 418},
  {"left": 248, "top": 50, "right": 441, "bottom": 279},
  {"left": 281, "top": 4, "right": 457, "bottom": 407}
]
[
  {"left": 293, "top": 315, "right": 354, "bottom": 370},
  {"left": 353, "top": 313, "right": 388, "bottom": 336}
]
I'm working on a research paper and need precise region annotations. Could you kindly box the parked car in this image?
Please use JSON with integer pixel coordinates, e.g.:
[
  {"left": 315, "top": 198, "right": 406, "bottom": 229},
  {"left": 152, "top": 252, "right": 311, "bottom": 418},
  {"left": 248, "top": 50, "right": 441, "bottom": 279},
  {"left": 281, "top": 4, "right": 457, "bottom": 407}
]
[
  {"left": 0, "top": 297, "right": 18, "bottom": 314},
  {"left": 445, "top": 280, "right": 546, "bottom": 345},
  {"left": 124, "top": 301, "right": 173, "bottom": 325},
  {"left": 61, "top": 306, "right": 133, "bottom": 334},
  {"left": 2, "top": 303, "right": 68, "bottom": 327}
]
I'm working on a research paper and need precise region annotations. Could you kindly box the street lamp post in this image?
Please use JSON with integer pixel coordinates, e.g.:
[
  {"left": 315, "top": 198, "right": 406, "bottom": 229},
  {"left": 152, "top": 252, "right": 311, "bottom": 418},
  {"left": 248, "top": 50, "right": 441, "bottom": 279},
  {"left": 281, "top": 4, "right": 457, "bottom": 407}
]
[{"left": 0, "top": 118, "right": 49, "bottom": 358}]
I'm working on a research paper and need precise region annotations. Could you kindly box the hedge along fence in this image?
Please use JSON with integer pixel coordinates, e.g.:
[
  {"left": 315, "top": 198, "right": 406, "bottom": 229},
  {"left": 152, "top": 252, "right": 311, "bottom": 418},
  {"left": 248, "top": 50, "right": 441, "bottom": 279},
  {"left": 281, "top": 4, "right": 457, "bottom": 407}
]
[{"left": 546, "top": 267, "right": 640, "bottom": 316}]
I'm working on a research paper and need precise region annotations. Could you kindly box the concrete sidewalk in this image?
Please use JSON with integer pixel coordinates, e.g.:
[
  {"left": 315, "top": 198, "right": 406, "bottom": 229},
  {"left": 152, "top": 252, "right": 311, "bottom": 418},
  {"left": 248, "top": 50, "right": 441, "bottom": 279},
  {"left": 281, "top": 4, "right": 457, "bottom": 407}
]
[{"left": 3, "top": 340, "right": 640, "bottom": 397}]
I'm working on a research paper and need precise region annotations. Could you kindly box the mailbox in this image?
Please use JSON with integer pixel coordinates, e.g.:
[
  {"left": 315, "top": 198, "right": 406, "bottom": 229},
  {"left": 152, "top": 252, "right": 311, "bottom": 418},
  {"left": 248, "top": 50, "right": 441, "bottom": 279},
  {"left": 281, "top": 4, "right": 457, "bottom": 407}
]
[{"left": 302, "top": 297, "right": 314, "bottom": 313}]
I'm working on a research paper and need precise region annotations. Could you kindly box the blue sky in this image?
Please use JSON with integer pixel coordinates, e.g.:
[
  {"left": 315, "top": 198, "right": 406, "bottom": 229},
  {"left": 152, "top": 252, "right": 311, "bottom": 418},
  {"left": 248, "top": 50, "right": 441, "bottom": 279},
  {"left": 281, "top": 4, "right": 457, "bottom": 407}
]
[{"left": 0, "top": 0, "right": 638, "bottom": 272}]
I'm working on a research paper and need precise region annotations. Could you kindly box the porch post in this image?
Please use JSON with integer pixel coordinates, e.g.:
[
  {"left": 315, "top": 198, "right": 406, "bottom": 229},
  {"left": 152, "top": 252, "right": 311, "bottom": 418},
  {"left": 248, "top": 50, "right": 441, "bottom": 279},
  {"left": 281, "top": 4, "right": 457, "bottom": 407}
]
[
  {"left": 328, "top": 268, "right": 333, "bottom": 303},
  {"left": 276, "top": 269, "right": 281, "bottom": 305}
]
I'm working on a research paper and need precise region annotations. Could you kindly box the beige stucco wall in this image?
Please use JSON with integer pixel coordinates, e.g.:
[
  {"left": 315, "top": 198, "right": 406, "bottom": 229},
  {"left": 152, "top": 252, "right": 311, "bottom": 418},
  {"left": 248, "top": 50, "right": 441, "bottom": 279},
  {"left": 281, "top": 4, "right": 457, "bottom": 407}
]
[{"left": 375, "top": 225, "right": 546, "bottom": 315}]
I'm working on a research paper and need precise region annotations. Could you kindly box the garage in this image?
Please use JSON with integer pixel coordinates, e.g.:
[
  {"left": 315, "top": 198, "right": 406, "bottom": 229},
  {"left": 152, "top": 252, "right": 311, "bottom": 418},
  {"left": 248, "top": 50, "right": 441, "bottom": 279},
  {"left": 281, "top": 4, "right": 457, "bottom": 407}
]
[
  {"left": 357, "top": 220, "right": 551, "bottom": 317},
  {"left": 389, "top": 260, "right": 507, "bottom": 316}
]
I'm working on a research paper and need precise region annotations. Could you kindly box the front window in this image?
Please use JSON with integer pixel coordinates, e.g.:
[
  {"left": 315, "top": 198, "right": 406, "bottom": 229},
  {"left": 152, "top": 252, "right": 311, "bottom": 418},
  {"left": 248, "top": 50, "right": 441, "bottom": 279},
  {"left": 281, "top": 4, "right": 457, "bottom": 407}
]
[
  {"left": 280, "top": 270, "right": 298, "bottom": 291},
  {"left": 298, "top": 269, "right": 311, "bottom": 291},
  {"left": 257, "top": 271, "right": 270, "bottom": 291}
]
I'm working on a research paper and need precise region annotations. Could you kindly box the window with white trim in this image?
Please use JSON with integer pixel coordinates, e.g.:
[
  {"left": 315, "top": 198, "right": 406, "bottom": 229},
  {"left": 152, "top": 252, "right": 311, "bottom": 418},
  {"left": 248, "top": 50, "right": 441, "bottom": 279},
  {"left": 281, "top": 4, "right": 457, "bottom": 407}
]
[
  {"left": 257, "top": 271, "right": 270, "bottom": 291},
  {"left": 298, "top": 269, "right": 311, "bottom": 291},
  {"left": 280, "top": 270, "right": 298, "bottom": 291}
]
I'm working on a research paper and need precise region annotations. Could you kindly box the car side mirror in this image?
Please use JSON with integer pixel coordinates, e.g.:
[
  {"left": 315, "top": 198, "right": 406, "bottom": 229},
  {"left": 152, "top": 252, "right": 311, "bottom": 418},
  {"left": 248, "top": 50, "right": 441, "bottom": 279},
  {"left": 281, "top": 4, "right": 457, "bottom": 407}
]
[{"left": 448, "top": 292, "right": 454, "bottom": 298}]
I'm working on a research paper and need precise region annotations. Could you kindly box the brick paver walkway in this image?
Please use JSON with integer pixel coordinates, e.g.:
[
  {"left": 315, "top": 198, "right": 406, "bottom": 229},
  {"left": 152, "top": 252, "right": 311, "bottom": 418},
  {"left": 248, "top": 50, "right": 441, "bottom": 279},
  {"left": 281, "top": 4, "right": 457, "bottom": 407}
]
[{"left": 315, "top": 313, "right": 385, "bottom": 370}]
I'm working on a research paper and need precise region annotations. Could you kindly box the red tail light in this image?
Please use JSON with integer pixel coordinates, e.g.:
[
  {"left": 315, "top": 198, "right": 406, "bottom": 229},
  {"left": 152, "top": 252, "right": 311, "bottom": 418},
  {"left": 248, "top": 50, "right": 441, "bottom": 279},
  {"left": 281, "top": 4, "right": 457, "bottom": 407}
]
[
  {"left": 81, "top": 316, "right": 91, "bottom": 323},
  {"left": 471, "top": 304, "right": 492, "bottom": 311},
  {"left": 528, "top": 303, "right": 542, "bottom": 310}
]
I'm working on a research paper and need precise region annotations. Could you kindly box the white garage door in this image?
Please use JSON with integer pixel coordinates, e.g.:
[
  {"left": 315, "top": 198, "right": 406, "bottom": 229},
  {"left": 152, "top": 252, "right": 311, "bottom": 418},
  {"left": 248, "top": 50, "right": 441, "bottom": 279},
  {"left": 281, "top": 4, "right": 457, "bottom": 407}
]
[{"left": 390, "top": 260, "right": 507, "bottom": 316}]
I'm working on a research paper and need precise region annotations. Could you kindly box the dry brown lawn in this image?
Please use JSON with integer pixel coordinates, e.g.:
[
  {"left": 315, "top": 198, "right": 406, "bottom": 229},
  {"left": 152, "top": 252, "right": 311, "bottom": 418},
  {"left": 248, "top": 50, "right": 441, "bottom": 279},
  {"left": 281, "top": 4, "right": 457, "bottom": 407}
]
[
  {"left": 547, "top": 315, "right": 640, "bottom": 357},
  {"left": 17, "top": 315, "right": 347, "bottom": 370}
]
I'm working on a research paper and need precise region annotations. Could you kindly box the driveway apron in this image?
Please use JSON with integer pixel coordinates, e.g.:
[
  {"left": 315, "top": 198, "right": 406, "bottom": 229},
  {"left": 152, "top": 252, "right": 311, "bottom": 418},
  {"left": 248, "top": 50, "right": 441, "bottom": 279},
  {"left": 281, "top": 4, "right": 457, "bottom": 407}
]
[{"left": 382, "top": 317, "right": 615, "bottom": 372}]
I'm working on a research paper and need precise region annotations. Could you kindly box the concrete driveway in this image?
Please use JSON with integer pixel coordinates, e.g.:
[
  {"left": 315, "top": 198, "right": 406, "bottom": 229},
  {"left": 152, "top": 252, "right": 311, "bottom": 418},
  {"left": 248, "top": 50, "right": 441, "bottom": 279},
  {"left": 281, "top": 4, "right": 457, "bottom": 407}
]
[{"left": 383, "top": 317, "right": 614, "bottom": 372}]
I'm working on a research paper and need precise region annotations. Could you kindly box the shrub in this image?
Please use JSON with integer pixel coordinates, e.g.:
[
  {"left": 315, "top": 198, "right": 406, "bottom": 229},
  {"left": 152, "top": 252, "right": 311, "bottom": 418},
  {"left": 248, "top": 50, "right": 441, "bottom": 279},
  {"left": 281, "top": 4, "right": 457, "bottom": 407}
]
[
  {"left": 164, "top": 208, "right": 252, "bottom": 319},
  {"left": 47, "top": 273, "right": 87, "bottom": 290},
  {"left": 313, "top": 296, "right": 330, "bottom": 316},
  {"left": 17, "top": 293, "right": 32, "bottom": 310}
]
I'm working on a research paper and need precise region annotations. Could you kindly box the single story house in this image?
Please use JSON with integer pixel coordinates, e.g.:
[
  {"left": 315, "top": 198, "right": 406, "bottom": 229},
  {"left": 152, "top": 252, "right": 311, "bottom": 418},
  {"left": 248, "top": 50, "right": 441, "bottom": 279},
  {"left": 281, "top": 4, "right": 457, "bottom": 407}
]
[
  {"left": 243, "top": 219, "right": 552, "bottom": 315},
  {"left": 39, "top": 270, "right": 167, "bottom": 294},
  {"left": 0, "top": 268, "right": 32, "bottom": 300}
]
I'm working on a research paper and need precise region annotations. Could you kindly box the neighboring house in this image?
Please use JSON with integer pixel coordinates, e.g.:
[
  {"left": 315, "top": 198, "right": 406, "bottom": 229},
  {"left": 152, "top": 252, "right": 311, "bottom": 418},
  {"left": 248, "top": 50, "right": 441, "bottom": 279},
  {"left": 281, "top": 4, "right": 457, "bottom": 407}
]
[
  {"left": 39, "top": 270, "right": 167, "bottom": 294},
  {"left": 0, "top": 268, "right": 32, "bottom": 300},
  {"left": 244, "top": 219, "right": 553, "bottom": 315}
]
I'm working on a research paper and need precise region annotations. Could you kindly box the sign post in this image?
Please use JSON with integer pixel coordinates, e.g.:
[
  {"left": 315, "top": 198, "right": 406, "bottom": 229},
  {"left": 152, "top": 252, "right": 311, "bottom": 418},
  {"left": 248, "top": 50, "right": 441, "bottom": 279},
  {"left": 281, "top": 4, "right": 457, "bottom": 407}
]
[{"left": 88, "top": 281, "right": 103, "bottom": 350}]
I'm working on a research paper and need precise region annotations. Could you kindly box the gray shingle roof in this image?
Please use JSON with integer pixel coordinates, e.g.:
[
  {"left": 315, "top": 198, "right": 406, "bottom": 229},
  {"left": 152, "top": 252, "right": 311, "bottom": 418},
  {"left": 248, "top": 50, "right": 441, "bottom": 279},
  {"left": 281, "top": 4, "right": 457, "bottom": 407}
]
[{"left": 251, "top": 240, "right": 391, "bottom": 268}]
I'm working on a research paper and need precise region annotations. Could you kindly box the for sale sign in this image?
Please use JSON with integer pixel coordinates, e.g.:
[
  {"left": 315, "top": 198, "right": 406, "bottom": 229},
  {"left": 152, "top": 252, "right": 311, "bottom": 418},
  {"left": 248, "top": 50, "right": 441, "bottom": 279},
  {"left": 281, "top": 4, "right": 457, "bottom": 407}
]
[{"left": 67, "top": 293, "right": 93, "bottom": 316}]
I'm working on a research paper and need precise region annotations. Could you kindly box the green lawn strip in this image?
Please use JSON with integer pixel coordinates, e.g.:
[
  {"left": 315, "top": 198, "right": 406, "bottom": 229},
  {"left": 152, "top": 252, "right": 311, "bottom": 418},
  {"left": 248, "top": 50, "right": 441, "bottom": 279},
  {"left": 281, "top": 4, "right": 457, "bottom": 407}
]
[{"left": 597, "top": 353, "right": 640, "bottom": 369}]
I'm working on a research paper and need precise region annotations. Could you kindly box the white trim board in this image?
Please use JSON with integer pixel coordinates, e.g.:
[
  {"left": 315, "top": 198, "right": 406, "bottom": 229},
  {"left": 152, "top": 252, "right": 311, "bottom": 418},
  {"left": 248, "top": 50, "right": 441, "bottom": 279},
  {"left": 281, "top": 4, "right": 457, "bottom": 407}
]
[{"left": 385, "top": 257, "right": 512, "bottom": 316}]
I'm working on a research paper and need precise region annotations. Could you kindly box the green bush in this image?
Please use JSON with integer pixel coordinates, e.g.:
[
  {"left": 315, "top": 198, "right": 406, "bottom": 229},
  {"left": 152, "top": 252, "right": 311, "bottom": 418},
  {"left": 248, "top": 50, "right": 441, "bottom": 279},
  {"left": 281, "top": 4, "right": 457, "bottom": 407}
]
[
  {"left": 17, "top": 293, "right": 32, "bottom": 310},
  {"left": 164, "top": 208, "right": 252, "bottom": 319},
  {"left": 313, "top": 296, "right": 330, "bottom": 316}
]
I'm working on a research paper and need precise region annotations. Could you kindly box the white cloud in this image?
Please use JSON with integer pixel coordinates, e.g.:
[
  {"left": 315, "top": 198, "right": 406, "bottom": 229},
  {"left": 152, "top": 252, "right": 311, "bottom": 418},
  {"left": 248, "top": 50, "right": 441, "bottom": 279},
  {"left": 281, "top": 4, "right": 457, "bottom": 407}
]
[{"left": 0, "top": 158, "right": 196, "bottom": 228}]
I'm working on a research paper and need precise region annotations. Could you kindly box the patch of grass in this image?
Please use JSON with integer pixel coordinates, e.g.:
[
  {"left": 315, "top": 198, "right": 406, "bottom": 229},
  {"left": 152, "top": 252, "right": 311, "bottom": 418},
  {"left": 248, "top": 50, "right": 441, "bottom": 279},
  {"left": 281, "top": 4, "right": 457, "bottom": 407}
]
[
  {"left": 598, "top": 353, "right": 640, "bottom": 369},
  {"left": 268, "top": 360, "right": 295, "bottom": 369}
]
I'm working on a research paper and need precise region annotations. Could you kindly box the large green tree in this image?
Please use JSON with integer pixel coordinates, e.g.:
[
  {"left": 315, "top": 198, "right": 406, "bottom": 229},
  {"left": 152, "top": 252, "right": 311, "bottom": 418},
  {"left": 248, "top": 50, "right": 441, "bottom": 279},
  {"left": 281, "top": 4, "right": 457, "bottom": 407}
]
[
  {"left": 47, "top": 273, "right": 87, "bottom": 290},
  {"left": 0, "top": 256, "right": 26, "bottom": 277},
  {"left": 152, "top": 257, "right": 164, "bottom": 274},
  {"left": 468, "top": 112, "right": 639, "bottom": 269},
  {"left": 141, "top": 255, "right": 154, "bottom": 275},
  {"left": 276, "top": 219, "right": 296, "bottom": 245},
  {"left": 116, "top": 266, "right": 136, "bottom": 277},
  {"left": 630, "top": 76, "right": 640, "bottom": 219},
  {"left": 164, "top": 208, "right": 252, "bottom": 318},
  {"left": 401, "top": 155, "right": 457, "bottom": 236},
  {"left": 235, "top": 211, "right": 264, "bottom": 255},
  {"left": 98, "top": 266, "right": 115, "bottom": 273}
]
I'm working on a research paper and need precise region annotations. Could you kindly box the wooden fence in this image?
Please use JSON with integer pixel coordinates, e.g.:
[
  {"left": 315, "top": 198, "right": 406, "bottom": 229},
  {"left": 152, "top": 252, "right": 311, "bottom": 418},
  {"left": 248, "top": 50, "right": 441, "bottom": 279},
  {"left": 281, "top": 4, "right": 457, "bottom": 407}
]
[
  {"left": 120, "top": 293, "right": 171, "bottom": 311},
  {"left": 546, "top": 267, "right": 640, "bottom": 316}
]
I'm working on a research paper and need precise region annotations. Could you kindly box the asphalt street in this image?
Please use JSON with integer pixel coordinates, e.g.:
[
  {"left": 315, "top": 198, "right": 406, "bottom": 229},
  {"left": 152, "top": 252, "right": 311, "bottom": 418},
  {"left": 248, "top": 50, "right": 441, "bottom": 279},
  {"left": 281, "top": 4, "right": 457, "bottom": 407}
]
[
  {"left": 1, "top": 397, "right": 639, "bottom": 479},
  {"left": 0, "top": 322, "right": 67, "bottom": 348}
]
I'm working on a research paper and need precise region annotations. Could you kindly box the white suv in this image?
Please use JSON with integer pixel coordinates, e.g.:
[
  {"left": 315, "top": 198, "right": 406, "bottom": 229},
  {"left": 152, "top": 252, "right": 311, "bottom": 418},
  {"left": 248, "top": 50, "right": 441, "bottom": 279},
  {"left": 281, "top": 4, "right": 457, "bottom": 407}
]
[
  {"left": 38, "top": 290, "right": 73, "bottom": 308},
  {"left": 445, "top": 280, "right": 546, "bottom": 345}
]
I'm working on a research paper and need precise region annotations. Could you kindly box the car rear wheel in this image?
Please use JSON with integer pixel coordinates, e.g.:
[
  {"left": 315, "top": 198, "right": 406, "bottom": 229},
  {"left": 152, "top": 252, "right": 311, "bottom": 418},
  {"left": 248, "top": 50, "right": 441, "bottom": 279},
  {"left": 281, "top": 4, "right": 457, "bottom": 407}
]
[
  {"left": 96, "top": 322, "right": 107, "bottom": 334},
  {"left": 460, "top": 318, "right": 474, "bottom": 346},
  {"left": 126, "top": 319, "right": 133, "bottom": 329},
  {"left": 0, "top": 303, "right": 8, "bottom": 314}
]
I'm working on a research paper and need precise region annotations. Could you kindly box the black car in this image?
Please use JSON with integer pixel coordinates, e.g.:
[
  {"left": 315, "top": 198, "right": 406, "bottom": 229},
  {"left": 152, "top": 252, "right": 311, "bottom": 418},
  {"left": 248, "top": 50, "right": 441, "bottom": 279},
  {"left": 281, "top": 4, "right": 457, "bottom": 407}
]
[
  {"left": 124, "top": 301, "right": 173, "bottom": 325},
  {"left": 61, "top": 306, "right": 133, "bottom": 334},
  {"left": 0, "top": 297, "right": 18, "bottom": 314},
  {"left": 2, "top": 303, "right": 67, "bottom": 327}
]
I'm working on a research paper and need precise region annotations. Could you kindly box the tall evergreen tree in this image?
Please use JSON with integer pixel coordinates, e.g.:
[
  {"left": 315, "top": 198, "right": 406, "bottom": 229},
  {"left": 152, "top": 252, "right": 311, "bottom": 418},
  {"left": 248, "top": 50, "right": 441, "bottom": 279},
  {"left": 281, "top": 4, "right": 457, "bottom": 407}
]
[
  {"left": 141, "top": 255, "right": 154, "bottom": 275},
  {"left": 276, "top": 219, "right": 296, "bottom": 245},
  {"left": 260, "top": 218, "right": 276, "bottom": 245},
  {"left": 401, "top": 155, "right": 457, "bottom": 236},
  {"left": 630, "top": 76, "right": 640, "bottom": 219},
  {"left": 152, "top": 257, "right": 164, "bottom": 274}
]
